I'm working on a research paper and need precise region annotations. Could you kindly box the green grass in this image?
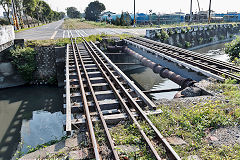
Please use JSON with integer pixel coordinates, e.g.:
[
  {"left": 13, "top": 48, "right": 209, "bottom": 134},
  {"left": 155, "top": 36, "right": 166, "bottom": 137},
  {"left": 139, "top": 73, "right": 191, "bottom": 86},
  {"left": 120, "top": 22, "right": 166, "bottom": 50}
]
[
  {"left": 26, "top": 33, "right": 133, "bottom": 47},
  {"left": 26, "top": 136, "right": 68, "bottom": 154},
  {"left": 110, "top": 122, "right": 162, "bottom": 159},
  {"left": 15, "top": 23, "right": 46, "bottom": 33},
  {"left": 109, "top": 79, "right": 240, "bottom": 159},
  {"left": 64, "top": 18, "right": 240, "bottom": 30}
]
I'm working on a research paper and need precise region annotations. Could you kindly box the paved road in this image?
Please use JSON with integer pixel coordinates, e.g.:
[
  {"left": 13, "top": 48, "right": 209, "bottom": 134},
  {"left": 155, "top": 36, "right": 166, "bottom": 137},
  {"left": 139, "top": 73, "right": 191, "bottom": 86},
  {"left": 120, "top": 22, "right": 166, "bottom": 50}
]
[
  {"left": 59, "top": 28, "right": 148, "bottom": 39},
  {"left": 16, "top": 20, "right": 151, "bottom": 40},
  {"left": 15, "top": 20, "right": 64, "bottom": 40}
]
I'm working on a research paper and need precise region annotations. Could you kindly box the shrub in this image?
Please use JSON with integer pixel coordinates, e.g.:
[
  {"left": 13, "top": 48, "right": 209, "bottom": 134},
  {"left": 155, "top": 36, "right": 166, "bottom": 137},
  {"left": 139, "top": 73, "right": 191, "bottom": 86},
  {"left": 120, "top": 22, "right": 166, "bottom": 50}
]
[
  {"left": 0, "top": 18, "right": 10, "bottom": 25},
  {"left": 181, "top": 28, "right": 187, "bottom": 33},
  {"left": 186, "top": 26, "right": 191, "bottom": 32},
  {"left": 185, "top": 41, "right": 191, "bottom": 48},
  {"left": 160, "top": 30, "right": 169, "bottom": 41},
  {"left": 168, "top": 29, "right": 174, "bottom": 35},
  {"left": 10, "top": 47, "right": 36, "bottom": 81},
  {"left": 225, "top": 36, "right": 240, "bottom": 61},
  {"left": 199, "top": 37, "right": 203, "bottom": 44},
  {"left": 220, "top": 35, "right": 225, "bottom": 40},
  {"left": 155, "top": 30, "right": 169, "bottom": 41},
  {"left": 209, "top": 37, "right": 214, "bottom": 42}
]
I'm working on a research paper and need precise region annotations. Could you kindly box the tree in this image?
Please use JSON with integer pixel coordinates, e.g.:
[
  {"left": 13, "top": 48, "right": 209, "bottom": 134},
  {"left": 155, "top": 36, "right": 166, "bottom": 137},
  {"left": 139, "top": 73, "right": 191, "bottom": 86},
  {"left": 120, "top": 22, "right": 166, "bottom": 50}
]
[
  {"left": 115, "top": 17, "right": 120, "bottom": 26},
  {"left": 66, "top": 7, "right": 81, "bottom": 18},
  {"left": 225, "top": 36, "right": 240, "bottom": 61},
  {"left": 59, "top": 12, "right": 65, "bottom": 19},
  {"left": 0, "top": 0, "right": 12, "bottom": 24},
  {"left": 120, "top": 12, "right": 131, "bottom": 26},
  {"left": 15, "top": 0, "right": 24, "bottom": 27},
  {"left": 39, "top": 0, "right": 51, "bottom": 22},
  {"left": 85, "top": 1, "right": 105, "bottom": 21},
  {"left": 23, "top": 0, "right": 37, "bottom": 25}
]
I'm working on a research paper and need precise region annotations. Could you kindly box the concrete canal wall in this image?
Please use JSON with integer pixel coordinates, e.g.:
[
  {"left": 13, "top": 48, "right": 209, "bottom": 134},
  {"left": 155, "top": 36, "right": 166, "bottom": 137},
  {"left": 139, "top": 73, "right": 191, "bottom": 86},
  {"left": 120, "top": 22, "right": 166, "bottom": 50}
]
[{"left": 146, "top": 23, "right": 240, "bottom": 49}]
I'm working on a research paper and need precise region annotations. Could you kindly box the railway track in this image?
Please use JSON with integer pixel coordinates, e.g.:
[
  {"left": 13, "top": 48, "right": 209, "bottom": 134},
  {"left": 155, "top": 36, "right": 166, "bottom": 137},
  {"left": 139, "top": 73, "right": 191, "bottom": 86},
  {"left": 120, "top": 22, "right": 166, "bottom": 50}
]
[
  {"left": 125, "top": 37, "right": 240, "bottom": 82},
  {"left": 64, "top": 34, "right": 181, "bottom": 159}
]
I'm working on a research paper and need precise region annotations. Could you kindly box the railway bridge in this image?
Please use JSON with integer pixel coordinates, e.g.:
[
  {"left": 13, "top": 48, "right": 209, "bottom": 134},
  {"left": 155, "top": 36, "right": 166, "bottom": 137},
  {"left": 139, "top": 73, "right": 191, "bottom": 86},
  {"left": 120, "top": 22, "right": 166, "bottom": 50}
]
[{"left": 63, "top": 33, "right": 240, "bottom": 159}]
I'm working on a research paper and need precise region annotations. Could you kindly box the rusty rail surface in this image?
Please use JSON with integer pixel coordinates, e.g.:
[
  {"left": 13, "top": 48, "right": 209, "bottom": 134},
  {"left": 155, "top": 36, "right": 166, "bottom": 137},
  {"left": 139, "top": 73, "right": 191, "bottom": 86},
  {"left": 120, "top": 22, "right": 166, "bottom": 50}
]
[
  {"left": 64, "top": 33, "right": 181, "bottom": 159},
  {"left": 125, "top": 37, "right": 240, "bottom": 82}
]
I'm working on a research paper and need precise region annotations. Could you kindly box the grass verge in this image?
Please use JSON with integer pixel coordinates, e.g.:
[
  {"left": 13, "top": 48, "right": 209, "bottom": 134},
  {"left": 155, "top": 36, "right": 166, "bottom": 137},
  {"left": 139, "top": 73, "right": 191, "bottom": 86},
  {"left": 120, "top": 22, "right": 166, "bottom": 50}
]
[
  {"left": 110, "top": 79, "right": 240, "bottom": 159},
  {"left": 63, "top": 18, "right": 240, "bottom": 30},
  {"left": 15, "top": 24, "right": 46, "bottom": 33},
  {"left": 26, "top": 33, "right": 132, "bottom": 47}
]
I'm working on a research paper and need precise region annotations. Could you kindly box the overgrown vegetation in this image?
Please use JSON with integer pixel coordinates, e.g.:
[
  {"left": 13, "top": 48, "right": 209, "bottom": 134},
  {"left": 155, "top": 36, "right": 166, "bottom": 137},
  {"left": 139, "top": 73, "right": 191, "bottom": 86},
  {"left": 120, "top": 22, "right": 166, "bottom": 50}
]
[
  {"left": 66, "top": 7, "right": 81, "bottom": 19},
  {"left": 26, "top": 135, "right": 68, "bottom": 154},
  {"left": 225, "top": 36, "right": 240, "bottom": 61},
  {"left": 10, "top": 46, "right": 36, "bottom": 81},
  {"left": 110, "top": 79, "right": 240, "bottom": 159},
  {"left": 185, "top": 41, "right": 191, "bottom": 48},
  {"left": 155, "top": 30, "right": 169, "bottom": 41},
  {"left": 110, "top": 122, "right": 162, "bottom": 159},
  {"left": 26, "top": 34, "right": 132, "bottom": 47},
  {"left": 0, "top": 0, "right": 65, "bottom": 28}
]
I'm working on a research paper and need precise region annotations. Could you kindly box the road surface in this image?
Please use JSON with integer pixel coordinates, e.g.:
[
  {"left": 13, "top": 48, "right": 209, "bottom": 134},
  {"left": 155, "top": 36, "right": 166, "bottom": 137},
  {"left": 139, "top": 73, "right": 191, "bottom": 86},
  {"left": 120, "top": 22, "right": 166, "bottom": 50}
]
[
  {"left": 15, "top": 20, "right": 64, "bottom": 40},
  {"left": 16, "top": 20, "right": 150, "bottom": 40}
]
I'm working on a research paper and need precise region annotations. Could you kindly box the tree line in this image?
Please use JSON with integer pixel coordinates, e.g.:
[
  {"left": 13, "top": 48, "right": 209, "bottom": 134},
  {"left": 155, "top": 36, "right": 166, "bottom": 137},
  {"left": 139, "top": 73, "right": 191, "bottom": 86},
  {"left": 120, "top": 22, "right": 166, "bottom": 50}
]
[
  {"left": 66, "top": 1, "right": 132, "bottom": 26},
  {"left": 0, "top": 0, "right": 65, "bottom": 28},
  {"left": 66, "top": 1, "right": 106, "bottom": 21}
]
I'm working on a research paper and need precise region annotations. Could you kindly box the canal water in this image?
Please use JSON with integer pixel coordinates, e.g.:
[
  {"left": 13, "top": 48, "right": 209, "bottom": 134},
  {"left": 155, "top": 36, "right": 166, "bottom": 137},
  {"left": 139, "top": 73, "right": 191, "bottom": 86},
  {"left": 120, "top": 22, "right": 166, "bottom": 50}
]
[
  {"left": 125, "top": 41, "right": 229, "bottom": 100},
  {"left": 0, "top": 41, "right": 230, "bottom": 159},
  {"left": 0, "top": 86, "right": 65, "bottom": 160}
]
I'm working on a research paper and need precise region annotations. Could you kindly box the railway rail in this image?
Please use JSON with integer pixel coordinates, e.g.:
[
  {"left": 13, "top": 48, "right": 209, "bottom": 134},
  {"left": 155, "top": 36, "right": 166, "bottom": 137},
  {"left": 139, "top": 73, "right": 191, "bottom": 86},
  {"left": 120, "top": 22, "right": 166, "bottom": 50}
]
[
  {"left": 125, "top": 37, "right": 240, "bottom": 82},
  {"left": 64, "top": 33, "right": 181, "bottom": 159}
]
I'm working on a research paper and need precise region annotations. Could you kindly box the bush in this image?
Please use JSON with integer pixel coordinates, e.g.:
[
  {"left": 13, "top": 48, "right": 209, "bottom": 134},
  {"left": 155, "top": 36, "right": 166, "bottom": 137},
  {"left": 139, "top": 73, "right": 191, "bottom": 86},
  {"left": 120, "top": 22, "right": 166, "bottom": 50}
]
[
  {"left": 209, "top": 37, "right": 214, "bottom": 42},
  {"left": 155, "top": 30, "right": 169, "bottom": 41},
  {"left": 185, "top": 41, "right": 191, "bottom": 48},
  {"left": 0, "top": 18, "right": 10, "bottom": 25},
  {"left": 199, "top": 37, "right": 203, "bottom": 44},
  {"left": 10, "top": 47, "right": 36, "bottom": 81},
  {"left": 225, "top": 36, "right": 240, "bottom": 61},
  {"left": 220, "top": 35, "right": 225, "bottom": 40}
]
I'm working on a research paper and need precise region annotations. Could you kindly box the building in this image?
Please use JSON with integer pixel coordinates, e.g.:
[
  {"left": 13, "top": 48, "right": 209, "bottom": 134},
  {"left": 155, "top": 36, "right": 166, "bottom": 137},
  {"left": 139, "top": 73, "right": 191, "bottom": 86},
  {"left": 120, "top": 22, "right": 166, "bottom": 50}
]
[
  {"left": 215, "top": 12, "right": 240, "bottom": 22},
  {"left": 158, "top": 13, "right": 185, "bottom": 24},
  {"left": 99, "top": 11, "right": 116, "bottom": 21}
]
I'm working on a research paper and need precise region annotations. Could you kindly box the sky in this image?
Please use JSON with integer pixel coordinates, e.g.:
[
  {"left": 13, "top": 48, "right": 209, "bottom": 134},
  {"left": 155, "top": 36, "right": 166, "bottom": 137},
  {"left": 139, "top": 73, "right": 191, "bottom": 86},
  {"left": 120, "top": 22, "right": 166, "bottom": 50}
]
[{"left": 43, "top": 0, "right": 240, "bottom": 14}]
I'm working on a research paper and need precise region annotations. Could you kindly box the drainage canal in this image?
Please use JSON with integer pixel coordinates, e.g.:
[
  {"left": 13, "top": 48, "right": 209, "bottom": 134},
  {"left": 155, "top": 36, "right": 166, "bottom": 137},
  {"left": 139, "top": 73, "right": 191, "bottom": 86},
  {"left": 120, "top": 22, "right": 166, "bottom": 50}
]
[
  {"left": 106, "top": 40, "right": 230, "bottom": 100},
  {"left": 0, "top": 86, "right": 64, "bottom": 160}
]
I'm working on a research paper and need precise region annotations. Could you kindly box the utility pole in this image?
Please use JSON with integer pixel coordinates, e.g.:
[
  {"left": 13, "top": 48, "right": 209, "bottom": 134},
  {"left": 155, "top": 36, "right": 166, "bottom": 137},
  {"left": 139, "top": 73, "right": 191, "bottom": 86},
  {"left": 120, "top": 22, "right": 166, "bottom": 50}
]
[
  {"left": 189, "top": 0, "right": 193, "bottom": 24},
  {"left": 208, "top": 0, "right": 212, "bottom": 24},
  {"left": 197, "top": 0, "right": 201, "bottom": 12},
  {"left": 11, "top": 0, "right": 19, "bottom": 30},
  {"left": 149, "top": 9, "right": 152, "bottom": 26},
  {"left": 133, "top": 0, "right": 136, "bottom": 27}
]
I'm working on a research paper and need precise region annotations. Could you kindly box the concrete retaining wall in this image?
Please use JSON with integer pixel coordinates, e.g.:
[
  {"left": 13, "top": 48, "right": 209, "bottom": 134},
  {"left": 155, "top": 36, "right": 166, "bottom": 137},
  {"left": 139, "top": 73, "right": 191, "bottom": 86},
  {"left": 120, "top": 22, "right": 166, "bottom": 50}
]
[
  {"left": 0, "top": 45, "right": 65, "bottom": 88},
  {"left": 0, "top": 25, "right": 15, "bottom": 52},
  {"left": 146, "top": 23, "right": 240, "bottom": 49},
  {"left": 33, "top": 46, "right": 65, "bottom": 86}
]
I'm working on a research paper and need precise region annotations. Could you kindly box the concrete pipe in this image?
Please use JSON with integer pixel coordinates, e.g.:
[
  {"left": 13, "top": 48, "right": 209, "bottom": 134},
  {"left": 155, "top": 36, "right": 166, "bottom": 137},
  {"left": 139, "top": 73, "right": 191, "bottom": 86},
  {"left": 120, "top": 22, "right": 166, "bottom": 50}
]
[{"left": 123, "top": 46, "right": 196, "bottom": 88}]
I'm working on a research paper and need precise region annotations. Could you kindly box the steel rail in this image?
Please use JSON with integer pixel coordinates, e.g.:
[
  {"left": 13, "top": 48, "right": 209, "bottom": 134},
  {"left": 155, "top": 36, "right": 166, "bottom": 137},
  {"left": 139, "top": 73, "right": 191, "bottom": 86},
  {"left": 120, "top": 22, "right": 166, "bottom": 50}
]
[
  {"left": 70, "top": 38, "right": 100, "bottom": 160},
  {"left": 133, "top": 37, "right": 240, "bottom": 72},
  {"left": 74, "top": 39, "right": 120, "bottom": 160},
  {"left": 65, "top": 44, "right": 72, "bottom": 134},
  {"left": 147, "top": 39, "right": 240, "bottom": 80},
  {"left": 82, "top": 40, "right": 162, "bottom": 160},
  {"left": 90, "top": 41, "right": 158, "bottom": 110},
  {"left": 84, "top": 40, "right": 181, "bottom": 160},
  {"left": 127, "top": 38, "right": 240, "bottom": 81}
]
